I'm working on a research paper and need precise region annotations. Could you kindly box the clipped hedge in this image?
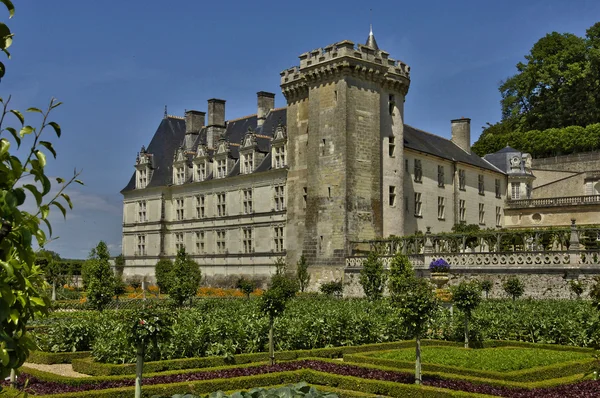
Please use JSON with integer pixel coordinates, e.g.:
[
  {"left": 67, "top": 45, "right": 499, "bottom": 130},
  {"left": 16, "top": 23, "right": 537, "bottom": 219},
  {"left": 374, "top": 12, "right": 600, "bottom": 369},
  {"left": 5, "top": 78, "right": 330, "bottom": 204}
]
[
  {"left": 27, "top": 350, "right": 91, "bottom": 365},
  {"left": 72, "top": 340, "right": 460, "bottom": 377}
]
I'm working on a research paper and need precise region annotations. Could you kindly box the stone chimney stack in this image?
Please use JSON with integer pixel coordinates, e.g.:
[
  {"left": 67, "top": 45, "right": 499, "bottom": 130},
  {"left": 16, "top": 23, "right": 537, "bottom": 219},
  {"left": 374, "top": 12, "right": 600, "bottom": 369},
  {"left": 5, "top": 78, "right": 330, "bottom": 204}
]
[
  {"left": 207, "top": 99, "right": 226, "bottom": 148},
  {"left": 184, "top": 110, "right": 205, "bottom": 150},
  {"left": 451, "top": 118, "right": 471, "bottom": 154},
  {"left": 257, "top": 91, "right": 275, "bottom": 127}
]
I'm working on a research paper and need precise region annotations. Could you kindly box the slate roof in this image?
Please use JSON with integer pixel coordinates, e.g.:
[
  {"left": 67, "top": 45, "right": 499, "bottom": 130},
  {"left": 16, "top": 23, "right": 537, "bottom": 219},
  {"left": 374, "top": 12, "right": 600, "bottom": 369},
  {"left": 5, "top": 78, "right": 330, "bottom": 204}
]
[
  {"left": 483, "top": 146, "right": 531, "bottom": 176},
  {"left": 403, "top": 124, "right": 503, "bottom": 173}
]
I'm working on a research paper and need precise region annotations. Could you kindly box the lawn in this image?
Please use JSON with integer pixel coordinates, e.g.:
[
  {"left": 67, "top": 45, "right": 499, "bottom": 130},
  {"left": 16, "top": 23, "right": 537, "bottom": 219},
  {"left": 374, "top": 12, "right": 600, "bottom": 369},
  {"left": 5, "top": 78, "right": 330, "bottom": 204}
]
[{"left": 366, "top": 346, "right": 590, "bottom": 372}]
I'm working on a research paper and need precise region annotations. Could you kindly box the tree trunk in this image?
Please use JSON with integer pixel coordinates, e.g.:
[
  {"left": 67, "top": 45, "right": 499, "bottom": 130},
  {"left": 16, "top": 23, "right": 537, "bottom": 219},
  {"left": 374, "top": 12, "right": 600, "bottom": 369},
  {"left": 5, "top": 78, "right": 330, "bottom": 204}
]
[
  {"left": 10, "top": 368, "right": 16, "bottom": 389},
  {"left": 415, "top": 335, "right": 422, "bottom": 384},
  {"left": 134, "top": 344, "right": 144, "bottom": 398},
  {"left": 269, "top": 318, "right": 275, "bottom": 366},
  {"left": 464, "top": 314, "right": 469, "bottom": 349},
  {"left": 51, "top": 280, "right": 56, "bottom": 301}
]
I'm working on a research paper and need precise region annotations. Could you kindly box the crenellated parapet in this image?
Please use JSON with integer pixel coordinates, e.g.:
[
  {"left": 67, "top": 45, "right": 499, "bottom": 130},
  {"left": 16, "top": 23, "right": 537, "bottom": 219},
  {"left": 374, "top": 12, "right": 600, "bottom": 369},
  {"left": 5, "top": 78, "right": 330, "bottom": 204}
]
[{"left": 280, "top": 39, "right": 410, "bottom": 101}]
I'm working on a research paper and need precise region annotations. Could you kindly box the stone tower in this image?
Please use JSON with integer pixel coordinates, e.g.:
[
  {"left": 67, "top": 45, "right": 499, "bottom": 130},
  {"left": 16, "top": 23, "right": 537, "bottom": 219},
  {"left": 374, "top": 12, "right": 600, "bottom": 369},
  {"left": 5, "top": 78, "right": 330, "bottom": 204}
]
[{"left": 281, "top": 31, "right": 411, "bottom": 279}]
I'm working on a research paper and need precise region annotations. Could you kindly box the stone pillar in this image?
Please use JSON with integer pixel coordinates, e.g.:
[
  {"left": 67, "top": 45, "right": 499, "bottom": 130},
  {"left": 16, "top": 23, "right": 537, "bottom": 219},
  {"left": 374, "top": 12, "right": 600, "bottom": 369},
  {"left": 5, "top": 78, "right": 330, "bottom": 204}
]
[{"left": 569, "top": 219, "right": 582, "bottom": 251}]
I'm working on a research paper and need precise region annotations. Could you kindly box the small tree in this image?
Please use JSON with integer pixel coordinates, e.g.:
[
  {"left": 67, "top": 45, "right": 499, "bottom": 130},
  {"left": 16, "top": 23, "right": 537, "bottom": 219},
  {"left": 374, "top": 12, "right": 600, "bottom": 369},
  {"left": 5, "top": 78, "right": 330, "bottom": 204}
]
[
  {"left": 168, "top": 247, "right": 202, "bottom": 307},
  {"left": 503, "top": 276, "right": 525, "bottom": 300},
  {"left": 319, "top": 280, "right": 343, "bottom": 297},
  {"left": 451, "top": 280, "right": 482, "bottom": 348},
  {"left": 36, "top": 249, "right": 63, "bottom": 301},
  {"left": 154, "top": 258, "right": 174, "bottom": 294},
  {"left": 83, "top": 241, "right": 116, "bottom": 311},
  {"left": 237, "top": 277, "right": 256, "bottom": 299},
  {"left": 260, "top": 274, "right": 298, "bottom": 365},
  {"left": 296, "top": 255, "right": 311, "bottom": 293},
  {"left": 274, "top": 257, "right": 287, "bottom": 276},
  {"left": 359, "top": 251, "right": 387, "bottom": 301},
  {"left": 388, "top": 252, "right": 439, "bottom": 385},
  {"left": 114, "top": 254, "right": 125, "bottom": 279},
  {"left": 569, "top": 280, "right": 585, "bottom": 299},
  {"left": 480, "top": 279, "right": 493, "bottom": 299}
]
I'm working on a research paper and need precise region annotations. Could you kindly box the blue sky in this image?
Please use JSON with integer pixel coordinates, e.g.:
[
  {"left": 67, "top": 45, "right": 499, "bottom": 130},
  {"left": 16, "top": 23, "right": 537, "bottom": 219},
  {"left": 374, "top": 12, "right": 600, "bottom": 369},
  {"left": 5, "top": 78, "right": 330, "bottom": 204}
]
[{"left": 3, "top": 0, "right": 599, "bottom": 259}]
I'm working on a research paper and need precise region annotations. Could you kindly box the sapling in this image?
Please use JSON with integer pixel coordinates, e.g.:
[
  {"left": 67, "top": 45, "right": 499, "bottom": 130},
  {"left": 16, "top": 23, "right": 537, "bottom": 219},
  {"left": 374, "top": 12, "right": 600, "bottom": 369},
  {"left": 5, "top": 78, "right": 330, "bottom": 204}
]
[{"left": 451, "top": 280, "right": 482, "bottom": 348}]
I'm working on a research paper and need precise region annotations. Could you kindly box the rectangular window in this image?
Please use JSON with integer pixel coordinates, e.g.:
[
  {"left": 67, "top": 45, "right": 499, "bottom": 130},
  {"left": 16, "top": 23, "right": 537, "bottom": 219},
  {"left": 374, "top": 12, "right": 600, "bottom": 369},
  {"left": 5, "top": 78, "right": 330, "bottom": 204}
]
[
  {"left": 437, "top": 196, "right": 445, "bottom": 220},
  {"left": 479, "top": 203, "right": 485, "bottom": 225},
  {"left": 511, "top": 183, "right": 520, "bottom": 200},
  {"left": 175, "top": 232, "right": 184, "bottom": 252},
  {"left": 216, "top": 193, "right": 226, "bottom": 217},
  {"left": 137, "top": 234, "right": 146, "bottom": 256},
  {"left": 216, "top": 230, "right": 226, "bottom": 254},
  {"left": 217, "top": 159, "right": 227, "bottom": 178},
  {"left": 438, "top": 165, "right": 445, "bottom": 187},
  {"left": 459, "top": 199, "right": 466, "bottom": 222},
  {"left": 414, "top": 192, "right": 422, "bottom": 217},
  {"left": 175, "top": 198, "right": 185, "bottom": 221},
  {"left": 176, "top": 167, "right": 185, "bottom": 185},
  {"left": 242, "top": 228, "right": 253, "bottom": 253},
  {"left": 274, "top": 185, "right": 285, "bottom": 211},
  {"left": 243, "top": 189, "right": 253, "bottom": 214},
  {"left": 274, "top": 146, "right": 286, "bottom": 168},
  {"left": 303, "top": 187, "right": 307, "bottom": 209},
  {"left": 196, "top": 195, "right": 205, "bottom": 218},
  {"left": 274, "top": 225, "right": 285, "bottom": 252},
  {"left": 389, "top": 186, "right": 396, "bottom": 206},
  {"left": 138, "top": 169, "right": 147, "bottom": 189},
  {"left": 459, "top": 169, "right": 466, "bottom": 191},
  {"left": 495, "top": 178, "right": 501, "bottom": 198},
  {"left": 195, "top": 231, "right": 205, "bottom": 254},
  {"left": 197, "top": 162, "right": 206, "bottom": 182},
  {"left": 137, "top": 200, "right": 147, "bottom": 222},
  {"left": 243, "top": 152, "right": 254, "bottom": 174},
  {"left": 389, "top": 137, "right": 395, "bottom": 157},
  {"left": 478, "top": 174, "right": 485, "bottom": 195},
  {"left": 496, "top": 206, "right": 502, "bottom": 227},
  {"left": 414, "top": 159, "right": 422, "bottom": 183}
]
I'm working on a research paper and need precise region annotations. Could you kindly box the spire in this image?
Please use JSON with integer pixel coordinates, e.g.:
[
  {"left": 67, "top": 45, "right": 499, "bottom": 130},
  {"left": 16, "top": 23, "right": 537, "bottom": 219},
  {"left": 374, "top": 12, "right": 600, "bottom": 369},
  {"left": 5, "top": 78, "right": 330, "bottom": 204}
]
[{"left": 365, "top": 11, "right": 379, "bottom": 50}]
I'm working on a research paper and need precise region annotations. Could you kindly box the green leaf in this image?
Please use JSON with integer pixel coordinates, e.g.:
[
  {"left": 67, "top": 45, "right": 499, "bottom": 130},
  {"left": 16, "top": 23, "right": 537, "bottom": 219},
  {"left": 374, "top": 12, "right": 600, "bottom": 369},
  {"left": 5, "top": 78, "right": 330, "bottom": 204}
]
[
  {"left": 23, "top": 184, "right": 42, "bottom": 206},
  {"left": 39, "top": 141, "right": 57, "bottom": 158},
  {"left": 61, "top": 193, "right": 73, "bottom": 209},
  {"left": 56, "top": 177, "right": 64, "bottom": 184},
  {"left": 48, "top": 121, "right": 61, "bottom": 138},
  {"left": 13, "top": 187, "right": 25, "bottom": 205},
  {"left": 26, "top": 107, "right": 43, "bottom": 113},
  {"left": 75, "top": 179, "right": 84, "bottom": 185},
  {"left": 42, "top": 217, "right": 52, "bottom": 238},
  {"left": 0, "top": 137, "right": 9, "bottom": 156},
  {"left": 40, "top": 204, "right": 49, "bottom": 220},
  {"left": 6, "top": 126, "right": 20, "bottom": 147},
  {"left": 30, "top": 297, "right": 46, "bottom": 307},
  {"left": 0, "top": 22, "right": 11, "bottom": 49},
  {"left": 52, "top": 201, "right": 67, "bottom": 219},
  {"left": 40, "top": 174, "right": 51, "bottom": 195},
  {"left": 1, "top": 0, "right": 15, "bottom": 18},
  {"left": 19, "top": 125, "right": 33, "bottom": 137},
  {"left": 9, "top": 109, "right": 23, "bottom": 125},
  {"left": 50, "top": 100, "right": 63, "bottom": 109},
  {"left": 35, "top": 150, "right": 46, "bottom": 167}
]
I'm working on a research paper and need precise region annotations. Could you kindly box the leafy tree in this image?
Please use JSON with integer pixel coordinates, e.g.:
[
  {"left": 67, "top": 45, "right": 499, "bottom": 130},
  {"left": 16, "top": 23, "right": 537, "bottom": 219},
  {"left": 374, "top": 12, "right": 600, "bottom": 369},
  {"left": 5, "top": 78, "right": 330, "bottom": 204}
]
[
  {"left": 387, "top": 251, "right": 414, "bottom": 295},
  {"left": 319, "top": 280, "right": 343, "bottom": 297},
  {"left": 503, "top": 276, "right": 525, "bottom": 300},
  {"left": 359, "top": 251, "right": 387, "bottom": 301},
  {"left": 83, "top": 241, "right": 116, "bottom": 311},
  {"left": 451, "top": 280, "right": 482, "bottom": 348},
  {"left": 168, "top": 247, "right": 202, "bottom": 307},
  {"left": 154, "top": 258, "right": 173, "bottom": 294},
  {"left": 296, "top": 255, "right": 311, "bottom": 293},
  {"left": 114, "top": 254, "right": 125, "bottom": 279},
  {"left": 0, "top": 3, "right": 83, "bottom": 383},
  {"left": 260, "top": 273, "right": 298, "bottom": 365},
  {"left": 236, "top": 276, "right": 256, "bottom": 299},
  {"left": 480, "top": 279, "right": 493, "bottom": 299},
  {"left": 569, "top": 280, "right": 585, "bottom": 299},
  {"left": 36, "top": 249, "right": 63, "bottom": 301}
]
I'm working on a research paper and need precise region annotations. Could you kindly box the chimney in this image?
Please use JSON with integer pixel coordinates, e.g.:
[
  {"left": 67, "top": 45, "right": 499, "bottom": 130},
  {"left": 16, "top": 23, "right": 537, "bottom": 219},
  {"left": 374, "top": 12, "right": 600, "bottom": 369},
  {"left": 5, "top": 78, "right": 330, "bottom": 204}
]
[
  {"left": 207, "top": 99, "right": 226, "bottom": 148},
  {"left": 257, "top": 91, "right": 275, "bottom": 127},
  {"left": 451, "top": 118, "right": 471, "bottom": 154},
  {"left": 207, "top": 98, "right": 226, "bottom": 127},
  {"left": 185, "top": 110, "right": 205, "bottom": 134}
]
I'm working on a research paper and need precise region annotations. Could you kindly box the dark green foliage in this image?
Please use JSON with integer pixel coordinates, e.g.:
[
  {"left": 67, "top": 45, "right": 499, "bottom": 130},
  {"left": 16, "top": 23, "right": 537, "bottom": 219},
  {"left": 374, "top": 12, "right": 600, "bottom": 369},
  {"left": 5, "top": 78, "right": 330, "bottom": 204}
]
[
  {"left": 319, "top": 280, "right": 343, "bottom": 297},
  {"left": 590, "top": 277, "right": 600, "bottom": 310},
  {"left": 387, "top": 252, "right": 414, "bottom": 301},
  {"left": 82, "top": 241, "right": 116, "bottom": 311},
  {"left": 502, "top": 277, "right": 525, "bottom": 300},
  {"left": 260, "top": 275, "right": 297, "bottom": 321},
  {"left": 450, "top": 281, "right": 483, "bottom": 348},
  {"left": 236, "top": 277, "right": 255, "bottom": 299},
  {"left": 168, "top": 248, "right": 202, "bottom": 307},
  {"left": 114, "top": 254, "right": 125, "bottom": 278},
  {"left": 296, "top": 255, "right": 311, "bottom": 293},
  {"left": 155, "top": 258, "right": 174, "bottom": 293},
  {"left": 150, "top": 382, "right": 339, "bottom": 398},
  {"left": 479, "top": 280, "right": 493, "bottom": 299},
  {"left": 569, "top": 280, "right": 585, "bottom": 299},
  {"left": 359, "top": 251, "right": 387, "bottom": 301}
]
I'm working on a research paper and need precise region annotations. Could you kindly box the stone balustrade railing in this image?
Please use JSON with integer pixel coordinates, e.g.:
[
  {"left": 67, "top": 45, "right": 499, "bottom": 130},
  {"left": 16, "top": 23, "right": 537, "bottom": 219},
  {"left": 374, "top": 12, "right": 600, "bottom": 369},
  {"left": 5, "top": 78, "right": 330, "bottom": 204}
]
[{"left": 508, "top": 195, "right": 600, "bottom": 209}]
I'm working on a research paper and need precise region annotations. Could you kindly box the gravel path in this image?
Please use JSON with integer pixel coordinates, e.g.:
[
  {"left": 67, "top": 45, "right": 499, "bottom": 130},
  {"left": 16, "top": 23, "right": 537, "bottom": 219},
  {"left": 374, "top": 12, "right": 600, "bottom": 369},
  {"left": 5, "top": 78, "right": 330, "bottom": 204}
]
[{"left": 22, "top": 363, "right": 90, "bottom": 378}]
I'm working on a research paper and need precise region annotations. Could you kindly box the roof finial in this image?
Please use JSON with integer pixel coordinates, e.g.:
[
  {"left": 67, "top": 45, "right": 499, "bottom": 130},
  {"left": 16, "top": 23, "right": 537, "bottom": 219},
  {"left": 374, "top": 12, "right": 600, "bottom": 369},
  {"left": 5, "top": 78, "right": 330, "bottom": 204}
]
[
  {"left": 365, "top": 9, "right": 379, "bottom": 50},
  {"left": 164, "top": 105, "right": 168, "bottom": 119},
  {"left": 370, "top": 8, "right": 373, "bottom": 35}
]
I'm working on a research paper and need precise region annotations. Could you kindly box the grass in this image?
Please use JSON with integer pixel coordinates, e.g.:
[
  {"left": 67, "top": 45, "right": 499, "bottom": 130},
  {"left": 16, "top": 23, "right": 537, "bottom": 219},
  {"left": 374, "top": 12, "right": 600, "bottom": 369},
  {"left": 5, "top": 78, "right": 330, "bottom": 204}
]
[{"left": 366, "top": 346, "right": 590, "bottom": 372}]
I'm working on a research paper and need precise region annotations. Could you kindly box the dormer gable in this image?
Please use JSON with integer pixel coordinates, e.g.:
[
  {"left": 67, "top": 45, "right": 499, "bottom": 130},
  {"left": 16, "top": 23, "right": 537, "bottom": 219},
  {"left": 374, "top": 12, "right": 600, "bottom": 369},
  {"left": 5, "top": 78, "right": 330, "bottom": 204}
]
[
  {"left": 172, "top": 146, "right": 189, "bottom": 185},
  {"left": 213, "top": 138, "right": 233, "bottom": 179},
  {"left": 193, "top": 144, "right": 212, "bottom": 182},
  {"left": 271, "top": 122, "right": 287, "bottom": 169},
  {"left": 240, "top": 127, "right": 259, "bottom": 174},
  {"left": 135, "top": 146, "right": 154, "bottom": 189}
]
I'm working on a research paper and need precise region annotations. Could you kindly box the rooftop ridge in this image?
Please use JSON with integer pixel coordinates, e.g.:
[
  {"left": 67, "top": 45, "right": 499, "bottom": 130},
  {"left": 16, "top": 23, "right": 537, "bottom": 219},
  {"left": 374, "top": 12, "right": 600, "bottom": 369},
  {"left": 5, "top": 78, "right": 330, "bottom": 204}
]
[
  {"left": 227, "top": 114, "right": 257, "bottom": 123},
  {"left": 167, "top": 115, "right": 185, "bottom": 120},
  {"left": 405, "top": 123, "right": 451, "bottom": 142}
]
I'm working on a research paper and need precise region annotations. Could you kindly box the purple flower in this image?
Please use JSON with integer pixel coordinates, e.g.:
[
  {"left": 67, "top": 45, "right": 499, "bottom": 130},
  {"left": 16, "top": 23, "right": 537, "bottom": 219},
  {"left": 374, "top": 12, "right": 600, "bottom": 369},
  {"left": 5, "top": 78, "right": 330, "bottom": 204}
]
[{"left": 429, "top": 258, "right": 450, "bottom": 272}]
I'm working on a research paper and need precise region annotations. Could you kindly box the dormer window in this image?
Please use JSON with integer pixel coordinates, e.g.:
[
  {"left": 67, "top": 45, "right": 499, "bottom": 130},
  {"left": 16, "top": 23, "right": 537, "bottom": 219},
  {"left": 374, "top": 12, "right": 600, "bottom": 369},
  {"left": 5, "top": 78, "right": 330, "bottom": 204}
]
[
  {"left": 216, "top": 158, "right": 227, "bottom": 178},
  {"left": 174, "top": 166, "right": 186, "bottom": 185},
  {"left": 242, "top": 152, "right": 254, "bottom": 174},
  {"left": 273, "top": 145, "right": 286, "bottom": 169},
  {"left": 135, "top": 147, "right": 153, "bottom": 189},
  {"left": 196, "top": 161, "right": 206, "bottom": 182},
  {"left": 137, "top": 169, "right": 148, "bottom": 189}
]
